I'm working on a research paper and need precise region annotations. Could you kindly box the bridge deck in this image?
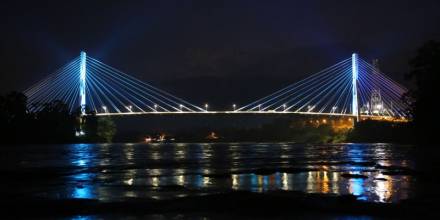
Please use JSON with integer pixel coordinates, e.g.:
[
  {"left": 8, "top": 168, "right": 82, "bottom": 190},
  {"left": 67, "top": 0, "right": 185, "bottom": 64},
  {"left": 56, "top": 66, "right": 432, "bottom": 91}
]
[
  {"left": 95, "top": 111, "right": 353, "bottom": 116},
  {"left": 94, "top": 111, "right": 406, "bottom": 121}
]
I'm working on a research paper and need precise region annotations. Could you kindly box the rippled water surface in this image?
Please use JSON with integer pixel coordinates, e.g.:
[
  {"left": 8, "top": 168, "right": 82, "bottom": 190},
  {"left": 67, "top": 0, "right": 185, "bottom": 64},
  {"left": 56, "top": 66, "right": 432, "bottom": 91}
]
[{"left": 1, "top": 143, "right": 417, "bottom": 203}]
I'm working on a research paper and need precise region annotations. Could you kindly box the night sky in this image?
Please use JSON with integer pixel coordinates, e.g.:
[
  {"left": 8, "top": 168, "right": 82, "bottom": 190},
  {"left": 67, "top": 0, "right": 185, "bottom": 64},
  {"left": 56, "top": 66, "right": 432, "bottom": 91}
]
[{"left": 1, "top": 0, "right": 439, "bottom": 107}]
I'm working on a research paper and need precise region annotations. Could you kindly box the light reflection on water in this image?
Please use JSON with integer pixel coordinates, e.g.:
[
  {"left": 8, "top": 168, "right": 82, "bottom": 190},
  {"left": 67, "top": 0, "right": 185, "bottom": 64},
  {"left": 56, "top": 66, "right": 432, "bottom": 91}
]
[{"left": 11, "top": 143, "right": 415, "bottom": 203}]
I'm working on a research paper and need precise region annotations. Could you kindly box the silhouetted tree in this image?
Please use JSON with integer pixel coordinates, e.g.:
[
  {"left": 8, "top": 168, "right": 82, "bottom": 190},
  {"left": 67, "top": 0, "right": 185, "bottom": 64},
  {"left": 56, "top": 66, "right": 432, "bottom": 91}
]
[
  {"left": 347, "top": 120, "right": 412, "bottom": 143},
  {"left": 33, "top": 100, "right": 77, "bottom": 143},
  {"left": 97, "top": 117, "right": 116, "bottom": 142},
  {"left": 0, "top": 92, "right": 29, "bottom": 143},
  {"left": 81, "top": 113, "right": 116, "bottom": 143},
  {"left": 407, "top": 40, "right": 440, "bottom": 143},
  {"left": 0, "top": 92, "right": 86, "bottom": 144}
]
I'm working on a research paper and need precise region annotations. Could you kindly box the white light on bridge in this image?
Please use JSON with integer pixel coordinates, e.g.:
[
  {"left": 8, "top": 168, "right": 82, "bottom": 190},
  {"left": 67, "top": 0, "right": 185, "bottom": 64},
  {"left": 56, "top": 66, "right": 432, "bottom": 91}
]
[
  {"left": 179, "top": 104, "right": 183, "bottom": 112},
  {"left": 282, "top": 104, "right": 286, "bottom": 111},
  {"left": 102, "top": 106, "right": 108, "bottom": 113},
  {"left": 233, "top": 104, "right": 237, "bottom": 111},
  {"left": 205, "top": 103, "right": 209, "bottom": 111},
  {"left": 126, "top": 105, "right": 133, "bottom": 112},
  {"left": 154, "top": 104, "right": 158, "bottom": 111}
]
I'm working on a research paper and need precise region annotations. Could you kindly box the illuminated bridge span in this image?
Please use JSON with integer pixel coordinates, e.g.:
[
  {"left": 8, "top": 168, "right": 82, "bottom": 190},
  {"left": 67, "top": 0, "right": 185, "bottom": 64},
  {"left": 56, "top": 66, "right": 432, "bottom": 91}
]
[{"left": 24, "top": 52, "right": 410, "bottom": 121}]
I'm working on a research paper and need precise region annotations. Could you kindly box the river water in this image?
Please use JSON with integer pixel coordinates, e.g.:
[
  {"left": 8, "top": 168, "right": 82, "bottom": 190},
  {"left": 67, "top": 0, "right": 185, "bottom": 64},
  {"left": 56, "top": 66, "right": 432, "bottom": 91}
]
[{"left": 1, "top": 143, "right": 419, "bottom": 204}]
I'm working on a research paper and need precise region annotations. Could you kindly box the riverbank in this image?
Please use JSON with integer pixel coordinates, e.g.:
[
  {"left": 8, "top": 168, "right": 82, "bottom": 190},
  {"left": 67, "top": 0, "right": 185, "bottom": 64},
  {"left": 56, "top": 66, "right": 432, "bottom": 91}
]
[
  {"left": 4, "top": 190, "right": 440, "bottom": 219},
  {"left": 104, "top": 117, "right": 414, "bottom": 144}
]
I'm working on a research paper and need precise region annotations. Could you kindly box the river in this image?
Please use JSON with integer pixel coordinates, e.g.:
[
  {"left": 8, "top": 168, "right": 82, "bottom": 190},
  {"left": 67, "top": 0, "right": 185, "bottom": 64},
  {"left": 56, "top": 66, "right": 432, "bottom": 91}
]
[{"left": 1, "top": 142, "right": 419, "bottom": 205}]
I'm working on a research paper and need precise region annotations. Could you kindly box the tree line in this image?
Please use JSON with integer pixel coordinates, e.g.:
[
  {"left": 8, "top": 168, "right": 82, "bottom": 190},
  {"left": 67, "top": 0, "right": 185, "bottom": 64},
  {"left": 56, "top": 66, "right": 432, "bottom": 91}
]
[{"left": 0, "top": 92, "right": 115, "bottom": 144}]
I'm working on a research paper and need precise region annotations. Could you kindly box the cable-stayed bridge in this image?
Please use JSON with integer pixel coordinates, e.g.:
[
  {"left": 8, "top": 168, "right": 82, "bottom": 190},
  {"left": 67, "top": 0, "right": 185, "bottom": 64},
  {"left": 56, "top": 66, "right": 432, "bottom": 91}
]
[{"left": 24, "top": 52, "right": 410, "bottom": 121}]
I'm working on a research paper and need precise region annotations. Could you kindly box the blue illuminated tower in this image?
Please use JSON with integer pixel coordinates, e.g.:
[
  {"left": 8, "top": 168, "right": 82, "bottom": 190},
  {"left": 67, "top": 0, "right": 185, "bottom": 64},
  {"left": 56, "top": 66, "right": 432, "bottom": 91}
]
[
  {"left": 79, "top": 51, "right": 87, "bottom": 115},
  {"left": 352, "top": 53, "right": 359, "bottom": 121}
]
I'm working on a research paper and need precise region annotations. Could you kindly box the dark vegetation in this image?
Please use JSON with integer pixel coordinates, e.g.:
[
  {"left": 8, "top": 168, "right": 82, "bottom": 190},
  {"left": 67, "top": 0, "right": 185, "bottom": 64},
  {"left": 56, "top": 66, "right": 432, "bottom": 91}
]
[
  {"left": 347, "top": 120, "right": 413, "bottom": 143},
  {"left": 81, "top": 114, "right": 116, "bottom": 143},
  {"left": 129, "top": 117, "right": 408, "bottom": 143},
  {"left": 0, "top": 92, "right": 77, "bottom": 143},
  {"left": 0, "top": 93, "right": 115, "bottom": 144},
  {"left": 405, "top": 40, "right": 440, "bottom": 143},
  {"left": 164, "top": 117, "right": 349, "bottom": 143}
]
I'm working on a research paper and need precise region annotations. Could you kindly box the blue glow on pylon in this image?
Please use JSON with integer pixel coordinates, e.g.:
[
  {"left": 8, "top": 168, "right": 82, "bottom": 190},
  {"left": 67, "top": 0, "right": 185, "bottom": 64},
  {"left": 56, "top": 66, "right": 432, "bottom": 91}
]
[
  {"left": 79, "top": 51, "right": 87, "bottom": 115},
  {"left": 352, "top": 53, "right": 359, "bottom": 120}
]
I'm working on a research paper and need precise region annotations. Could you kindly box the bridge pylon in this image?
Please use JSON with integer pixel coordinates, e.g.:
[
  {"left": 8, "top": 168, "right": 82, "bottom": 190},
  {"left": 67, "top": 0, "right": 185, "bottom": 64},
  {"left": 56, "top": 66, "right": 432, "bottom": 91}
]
[
  {"left": 79, "top": 51, "right": 87, "bottom": 116},
  {"left": 352, "top": 53, "right": 360, "bottom": 122}
]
